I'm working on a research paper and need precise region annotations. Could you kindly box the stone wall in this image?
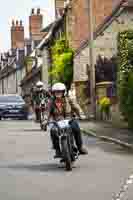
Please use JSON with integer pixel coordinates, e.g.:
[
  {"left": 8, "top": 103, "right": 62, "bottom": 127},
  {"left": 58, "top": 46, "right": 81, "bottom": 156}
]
[
  {"left": 0, "top": 80, "right": 2, "bottom": 94},
  {"left": 41, "top": 47, "right": 50, "bottom": 88},
  {"left": 0, "top": 66, "right": 25, "bottom": 95},
  {"left": 75, "top": 81, "right": 90, "bottom": 118},
  {"left": 74, "top": 47, "right": 89, "bottom": 82},
  {"left": 7, "top": 72, "right": 16, "bottom": 94}
]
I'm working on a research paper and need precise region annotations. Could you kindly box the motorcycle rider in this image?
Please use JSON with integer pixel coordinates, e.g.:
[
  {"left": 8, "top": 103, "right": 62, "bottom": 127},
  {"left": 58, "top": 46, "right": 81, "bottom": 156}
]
[
  {"left": 48, "top": 82, "right": 88, "bottom": 158},
  {"left": 32, "top": 81, "right": 50, "bottom": 122}
]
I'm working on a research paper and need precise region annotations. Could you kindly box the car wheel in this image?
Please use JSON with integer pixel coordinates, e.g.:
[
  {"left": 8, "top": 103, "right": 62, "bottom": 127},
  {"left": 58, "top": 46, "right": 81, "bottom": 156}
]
[{"left": 22, "top": 116, "right": 28, "bottom": 120}]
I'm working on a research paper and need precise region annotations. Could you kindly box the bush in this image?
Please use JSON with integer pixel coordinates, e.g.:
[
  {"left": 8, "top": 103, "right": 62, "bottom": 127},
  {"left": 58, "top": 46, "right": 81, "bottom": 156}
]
[
  {"left": 50, "top": 37, "right": 74, "bottom": 91},
  {"left": 99, "top": 97, "right": 111, "bottom": 120},
  {"left": 118, "top": 30, "right": 133, "bottom": 129}
]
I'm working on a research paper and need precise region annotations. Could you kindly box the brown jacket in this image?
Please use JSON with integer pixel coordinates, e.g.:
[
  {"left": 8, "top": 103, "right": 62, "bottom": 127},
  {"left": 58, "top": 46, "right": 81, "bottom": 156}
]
[{"left": 48, "top": 96, "right": 80, "bottom": 121}]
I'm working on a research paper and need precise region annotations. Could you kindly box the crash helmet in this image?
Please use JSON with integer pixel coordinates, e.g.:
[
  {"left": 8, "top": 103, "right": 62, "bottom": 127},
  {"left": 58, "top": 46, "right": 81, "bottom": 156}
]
[
  {"left": 36, "top": 81, "right": 44, "bottom": 88},
  {"left": 52, "top": 82, "right": 66, "bottom": 92}
]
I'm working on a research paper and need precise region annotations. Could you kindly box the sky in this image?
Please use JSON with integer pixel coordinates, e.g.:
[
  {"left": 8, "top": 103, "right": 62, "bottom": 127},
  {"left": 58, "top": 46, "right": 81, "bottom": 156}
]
[{"left": 0, "top": 0, "right": 55, "bottom": 52}]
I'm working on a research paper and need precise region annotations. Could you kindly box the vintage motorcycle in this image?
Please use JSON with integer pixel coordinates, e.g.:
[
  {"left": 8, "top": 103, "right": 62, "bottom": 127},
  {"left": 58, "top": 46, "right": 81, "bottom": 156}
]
[{"left": 48, "top": 119, "right": 78, "bottom": 171}]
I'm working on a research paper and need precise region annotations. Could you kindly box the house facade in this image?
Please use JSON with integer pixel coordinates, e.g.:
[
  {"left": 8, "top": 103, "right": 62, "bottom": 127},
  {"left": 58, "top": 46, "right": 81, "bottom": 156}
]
[
  {"left": 73, "top": 1, "right": 133, "bottom": 116},
  {"left": 0, "top": 8, "right": 45, "bottom": 96},
  {"left": 0, "top": 49, "right": 26, "bottom": 95}
]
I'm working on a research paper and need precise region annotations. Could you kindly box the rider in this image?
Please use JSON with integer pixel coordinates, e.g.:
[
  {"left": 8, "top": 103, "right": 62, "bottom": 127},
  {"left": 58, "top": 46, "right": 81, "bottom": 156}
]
[
  {"left": 48, "top": 82, "right": 88, "bottom": 157},
  {"left": 32, "top": 81, "right": 50, "bottom": 122}
]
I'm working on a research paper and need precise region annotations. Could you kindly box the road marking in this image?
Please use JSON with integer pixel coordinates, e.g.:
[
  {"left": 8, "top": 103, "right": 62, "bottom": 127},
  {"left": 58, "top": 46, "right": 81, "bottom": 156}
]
[{"left": 112, "top": 173, "right": 133, "bottom": 200}]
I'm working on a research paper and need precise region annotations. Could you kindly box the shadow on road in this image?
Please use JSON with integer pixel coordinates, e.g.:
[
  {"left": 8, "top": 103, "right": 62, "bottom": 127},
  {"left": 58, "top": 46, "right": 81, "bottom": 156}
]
[{"left": 0, "top": 162, "right": 77, "bottom": 173}]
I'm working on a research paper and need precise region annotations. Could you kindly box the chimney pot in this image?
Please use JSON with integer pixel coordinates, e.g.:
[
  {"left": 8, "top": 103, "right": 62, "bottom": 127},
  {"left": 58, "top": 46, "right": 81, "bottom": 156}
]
[
  {"left": 31, "top": 8, "right": 34, "bottom": 15},
  {"left": 20, "top": 20, "right": 22, "bottom": 26},
  {"left": 37, "top": 8, "right": 40, "bottom": 14},
  {"left": 16, "top": 20, "right": 19, "bottom": 26},
  {"left": 12, "top": 20, "right": 15, "bottom": 26}
]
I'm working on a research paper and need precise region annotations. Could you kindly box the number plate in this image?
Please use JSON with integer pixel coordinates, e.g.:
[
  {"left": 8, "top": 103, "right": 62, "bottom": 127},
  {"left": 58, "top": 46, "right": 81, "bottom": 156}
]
[
  {"left": 57, "top": 120, "right": 70, "bottom": 128},
  {"left": 10, "top": 110, "right": 19, "bottom": 113}
]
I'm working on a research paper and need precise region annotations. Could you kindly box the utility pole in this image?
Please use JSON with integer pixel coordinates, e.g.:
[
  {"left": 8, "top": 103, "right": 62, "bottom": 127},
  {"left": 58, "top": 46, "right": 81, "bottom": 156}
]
[{"left": 88, "top": 0, "right": 96, "bottom": 119}]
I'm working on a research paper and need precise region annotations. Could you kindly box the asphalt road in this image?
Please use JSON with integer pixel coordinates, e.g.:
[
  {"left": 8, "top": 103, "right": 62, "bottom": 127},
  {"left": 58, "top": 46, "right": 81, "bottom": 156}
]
[{"left": 0, "top": 120, "right": 133, "bottom": 200}]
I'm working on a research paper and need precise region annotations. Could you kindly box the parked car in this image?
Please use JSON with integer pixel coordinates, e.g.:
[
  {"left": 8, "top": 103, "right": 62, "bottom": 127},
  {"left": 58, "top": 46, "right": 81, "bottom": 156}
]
[{"left": 0, "top": 94, "right": 29, "bottom": 120}]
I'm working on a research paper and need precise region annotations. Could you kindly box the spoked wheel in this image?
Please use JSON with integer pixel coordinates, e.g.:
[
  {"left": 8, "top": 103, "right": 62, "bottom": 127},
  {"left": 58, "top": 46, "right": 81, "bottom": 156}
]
[{"left": 61, "top": 138, "right": 72, "bottom": 171}]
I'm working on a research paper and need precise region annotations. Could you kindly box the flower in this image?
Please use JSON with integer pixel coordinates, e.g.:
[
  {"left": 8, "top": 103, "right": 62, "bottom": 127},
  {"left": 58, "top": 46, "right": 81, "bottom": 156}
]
[{"left": 99, "top": 97, "right": 111, "bottom": 107}]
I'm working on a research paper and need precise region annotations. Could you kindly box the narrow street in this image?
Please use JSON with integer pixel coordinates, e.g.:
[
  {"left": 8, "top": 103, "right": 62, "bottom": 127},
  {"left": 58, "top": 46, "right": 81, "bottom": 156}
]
[{"left": 0, "top": 120, "right": 133, "bottom": 200}]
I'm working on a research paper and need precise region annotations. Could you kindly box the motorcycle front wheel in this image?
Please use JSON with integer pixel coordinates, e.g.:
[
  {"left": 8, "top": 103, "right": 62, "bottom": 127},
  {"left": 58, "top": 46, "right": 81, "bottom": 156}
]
[{"left": 61, "top": 138, "right": 72, "bottom": 171}]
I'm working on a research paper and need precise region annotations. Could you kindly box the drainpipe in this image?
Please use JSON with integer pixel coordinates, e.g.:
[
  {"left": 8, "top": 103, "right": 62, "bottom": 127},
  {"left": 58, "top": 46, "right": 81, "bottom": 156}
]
[{"left": 87, "top": 0, "right": 96, "bottom": 119}]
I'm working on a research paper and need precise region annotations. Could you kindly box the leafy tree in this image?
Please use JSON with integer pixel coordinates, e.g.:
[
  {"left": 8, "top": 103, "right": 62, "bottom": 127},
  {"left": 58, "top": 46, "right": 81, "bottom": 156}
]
[{"left": 50, "top": 37, "right": 74, "bottom": 90}]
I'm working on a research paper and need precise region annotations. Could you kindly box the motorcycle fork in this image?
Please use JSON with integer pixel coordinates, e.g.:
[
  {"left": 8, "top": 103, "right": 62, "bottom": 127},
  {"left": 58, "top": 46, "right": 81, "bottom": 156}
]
[{"left": 59, "top": 134, "right": 67, "bottom": 154}]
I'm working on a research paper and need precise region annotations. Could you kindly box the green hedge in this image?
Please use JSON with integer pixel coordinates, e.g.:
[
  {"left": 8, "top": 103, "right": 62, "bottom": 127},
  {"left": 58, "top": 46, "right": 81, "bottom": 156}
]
[{"left": 118, "top": 30, "right": 133, "bottom": 129}]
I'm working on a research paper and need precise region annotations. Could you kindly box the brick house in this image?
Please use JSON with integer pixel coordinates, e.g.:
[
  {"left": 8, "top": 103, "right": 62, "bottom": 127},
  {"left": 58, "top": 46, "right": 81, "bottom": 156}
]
[
  {"left": 71, "top": 0, "right": 121, "bottom": 49},
  {"left": 0, "top": 8, "right": 48, "bottom": 97},
  {"left": 73, "top": 0, "right": 133, "bottom": 117},
  {"left": 0, "top": 20, "right": 26, "bottom": 95},
  {"left": 37, "top": 14, "right": 66, "bottom": 88},
  {"left": 20, "top": 7, "right": 65, "bottom": 97}
]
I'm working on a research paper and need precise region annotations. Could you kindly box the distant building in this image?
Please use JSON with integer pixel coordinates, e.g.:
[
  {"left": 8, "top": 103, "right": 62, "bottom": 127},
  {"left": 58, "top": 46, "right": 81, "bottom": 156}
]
[{"left": 0, "top": 8, "right": 45, "bottom": 96}]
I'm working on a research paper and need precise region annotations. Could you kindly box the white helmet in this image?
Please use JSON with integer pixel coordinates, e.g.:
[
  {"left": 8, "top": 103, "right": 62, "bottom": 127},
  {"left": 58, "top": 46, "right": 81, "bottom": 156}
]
[
  {"left": 52, "top": 83, "right": 66, "bottom": 92},
  {"left": 36, "top": 81, "right": 44, "bottom": 87}
]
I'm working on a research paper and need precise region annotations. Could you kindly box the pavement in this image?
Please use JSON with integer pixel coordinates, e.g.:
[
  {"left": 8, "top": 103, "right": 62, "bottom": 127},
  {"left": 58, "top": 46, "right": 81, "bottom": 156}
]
[
  {"left": 80, "top": 120, "right": 133, "bottom": 150},
  {"left": 0, "top": 120, "right": 133, "bottom": 200}
]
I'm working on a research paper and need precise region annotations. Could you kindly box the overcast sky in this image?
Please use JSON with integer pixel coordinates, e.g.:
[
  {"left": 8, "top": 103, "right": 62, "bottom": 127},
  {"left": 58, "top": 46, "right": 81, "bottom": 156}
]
[{"left": 0, "top": 0, "right": 55, "bottom": 52}]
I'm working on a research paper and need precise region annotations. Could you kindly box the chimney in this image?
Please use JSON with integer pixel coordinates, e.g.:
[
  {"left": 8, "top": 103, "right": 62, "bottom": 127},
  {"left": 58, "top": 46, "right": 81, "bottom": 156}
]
[
  {"left": 11, "top": 19, "right": 24, "bottom": 49},
  {"left": 29, "top": 8, "right": 43, "bottom": 42}
]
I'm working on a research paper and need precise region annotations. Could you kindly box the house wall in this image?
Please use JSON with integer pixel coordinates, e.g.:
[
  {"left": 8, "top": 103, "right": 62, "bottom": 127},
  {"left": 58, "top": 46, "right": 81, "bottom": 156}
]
[
  {"left": 0, "top": 80, "right": 3, "bottom": 94},
  {"left": 71, "top": 0, "right": 120, "bottom": 49},
  {"left": 0, "top": 66, "right": 25, "bottom": 95},
  {"left": 74, "top": 8, "right": 133, "bottom": 83},
  {"left": 17, "top": 67, "right": 26, "bottom": 94},
  {"left": 7, "top": 72, "right": 17, "bottom": 94},
  {"left": 73, "top": 8, "right": 133, "bottom": 117},
  {"left": 42, "top": 47, "right": 50, "bottom": 88},
  {"left": 3, "top": 77, "right": 8, "bottom": 94}
]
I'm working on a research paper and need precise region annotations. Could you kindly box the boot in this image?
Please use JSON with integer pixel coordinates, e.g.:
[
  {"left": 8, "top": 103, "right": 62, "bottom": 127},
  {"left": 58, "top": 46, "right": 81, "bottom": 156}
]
[{"left": 79, "top": 146, "right": 88, "bottom": 155}]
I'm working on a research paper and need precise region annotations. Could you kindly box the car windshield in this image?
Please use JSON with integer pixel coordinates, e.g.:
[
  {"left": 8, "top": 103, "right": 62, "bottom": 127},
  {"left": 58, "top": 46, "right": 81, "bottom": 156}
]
[{"left": 0, "top": 95, "right": 24, "bottom": 103}]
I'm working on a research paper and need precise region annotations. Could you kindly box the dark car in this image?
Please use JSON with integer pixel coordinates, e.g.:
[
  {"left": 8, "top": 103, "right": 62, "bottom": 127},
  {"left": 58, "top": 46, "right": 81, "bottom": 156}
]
[{"left": 0, "top": 95, "right": 28, "bottom": 120}]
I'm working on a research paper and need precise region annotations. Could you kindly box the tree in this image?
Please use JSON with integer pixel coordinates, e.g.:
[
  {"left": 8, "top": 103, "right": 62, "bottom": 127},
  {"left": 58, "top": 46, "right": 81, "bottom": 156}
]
[{"left": 49, "top": 37, "right": 74, "bottom": 90}]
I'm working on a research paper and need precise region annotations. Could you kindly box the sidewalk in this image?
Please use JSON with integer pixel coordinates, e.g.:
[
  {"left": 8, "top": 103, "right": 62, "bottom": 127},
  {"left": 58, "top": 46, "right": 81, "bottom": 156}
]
[{"left": 80, "top": 121, "right": 133, "bottom": 149}]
